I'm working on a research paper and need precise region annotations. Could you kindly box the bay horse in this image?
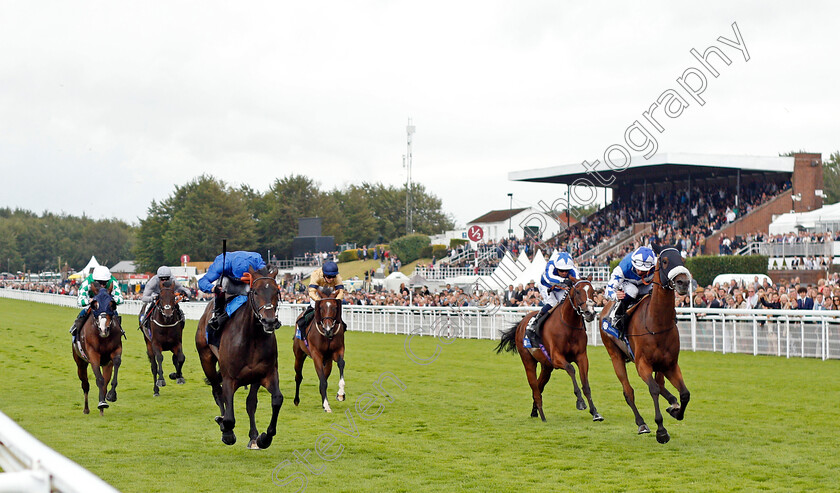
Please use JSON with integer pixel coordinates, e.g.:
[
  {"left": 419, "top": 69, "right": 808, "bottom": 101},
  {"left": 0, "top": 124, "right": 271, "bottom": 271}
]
[
  {"left": 293, "top": 291, "right": 347, "bottom": 413},
  {"left": 598, "top": 247, "right": 691, "bottom": 444},
  {"left": 496, "top": 279, "right": 603, "bottom": 422},
  {"left": 195, "top": 265, "right": 284, "bottom": 449},
  {"left": 72, "top": 286, "right": 123, "bottom": 416},
  {"left": 143, "top": 279, "right": 186, "bottom": 396}
]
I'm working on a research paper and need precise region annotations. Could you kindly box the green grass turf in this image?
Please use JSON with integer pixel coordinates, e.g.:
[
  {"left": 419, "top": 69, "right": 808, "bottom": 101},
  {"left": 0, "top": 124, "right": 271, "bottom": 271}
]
[{"left": 1, "top": 297, "right": 839, "bottom": 492}]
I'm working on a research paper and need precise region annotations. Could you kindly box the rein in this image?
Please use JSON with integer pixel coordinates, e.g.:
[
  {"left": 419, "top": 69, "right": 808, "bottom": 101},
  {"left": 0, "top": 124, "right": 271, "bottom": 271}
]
[{"left": 556, "top": 280, "right": 592, "bottom": 331}]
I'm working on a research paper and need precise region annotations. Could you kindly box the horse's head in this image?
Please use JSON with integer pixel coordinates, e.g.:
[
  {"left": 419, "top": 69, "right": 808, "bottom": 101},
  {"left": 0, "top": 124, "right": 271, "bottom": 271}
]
[
  {"left": 91, "top": 287, "right": 116, "bottom": 338},
  {"left": 570, "top": 278, "right": 597, "bottom": 322},
  {"left": 655, "top": 246, "right": 692, "bottom": 296},
  {"left": 315, "top": 296, "right": 341, "bottom": 339},
  {"left": 157, "top": 279, "right": 177, "bottom": 319},
  {"left": 248, "top": 265, "right": 281, "bottom": 333}
]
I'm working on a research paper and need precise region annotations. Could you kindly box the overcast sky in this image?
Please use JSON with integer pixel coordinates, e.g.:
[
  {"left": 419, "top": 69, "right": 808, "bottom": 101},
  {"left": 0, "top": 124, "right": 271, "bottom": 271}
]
[{"left": 2, "top": 2, "right": 838, "bottom": 228}]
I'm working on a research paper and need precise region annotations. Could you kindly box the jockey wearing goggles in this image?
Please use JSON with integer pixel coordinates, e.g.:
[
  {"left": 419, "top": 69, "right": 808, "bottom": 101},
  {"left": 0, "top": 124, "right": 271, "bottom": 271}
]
[{"left": 605, "top": 246, "right": 656, "bottom": 338}]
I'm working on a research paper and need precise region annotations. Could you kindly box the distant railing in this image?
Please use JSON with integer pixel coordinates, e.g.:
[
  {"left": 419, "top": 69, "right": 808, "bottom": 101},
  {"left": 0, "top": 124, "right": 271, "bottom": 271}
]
[
  {"left": 577, "top": 266, "right": 611, "bottom": 282},
  {"left": 413, "top": 266, "right": 496, "bottom": 280},
  {"left": 4, "top": 289, "right": 836, "bottom": 359},
  {"left": 757, "top": 242, "right": 833, "bottom": 257}
]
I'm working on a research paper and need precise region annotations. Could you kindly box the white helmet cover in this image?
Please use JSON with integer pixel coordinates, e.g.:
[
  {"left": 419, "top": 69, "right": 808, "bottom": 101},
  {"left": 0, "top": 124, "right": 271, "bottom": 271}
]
[{"left": 92, "top": 265, "right": 111, "bottom": 282}]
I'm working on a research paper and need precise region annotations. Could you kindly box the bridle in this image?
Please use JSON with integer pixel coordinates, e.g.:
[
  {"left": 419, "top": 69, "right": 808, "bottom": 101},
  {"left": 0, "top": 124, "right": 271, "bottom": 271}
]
[
  {"left": 247, "top": 275, "right": 280, "bottom": 332},
  {"left": 314, "top": 298, "right": 341, "bottom": 339},
  {"left": 557, "top": 279, "right": 595, "bottom": 330},
  {"left": 151, "top": 285, "right": 184, "bottom": 328},
  {"left": 651, "top": 247, "right": 691, "bottom": 291}
]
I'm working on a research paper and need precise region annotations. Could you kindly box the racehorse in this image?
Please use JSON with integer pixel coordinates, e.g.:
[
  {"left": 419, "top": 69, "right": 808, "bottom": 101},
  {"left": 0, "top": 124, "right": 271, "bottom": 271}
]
[
  {"left": 293, "top": 290, "right": 347, "bottom": 413},
  {"left": 72, "top": 286, "right": 123, "bottom": 416},
  {"left": 143, "top": 279, "right": 187, "bottom": 396},
  {"left": 496, "top": 279, "right": 603, "bottom": 422},
  {"left": 195, "top": 265, "right": 283, "bottom": 449},
  {"left": 598, "top": 247, "right": 691, "bottom": 444}
]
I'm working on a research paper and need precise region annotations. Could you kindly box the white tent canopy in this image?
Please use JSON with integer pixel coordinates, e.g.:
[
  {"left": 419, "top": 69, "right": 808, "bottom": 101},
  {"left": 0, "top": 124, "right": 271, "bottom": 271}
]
[
  {"left": 77, "top": 256, "right": 100, "bottom": 277},
  {"left": 383, "top": 272, "right": 410, "bottom": 292},
  {"left": 769, "top": 202, "right": 840, "bottom": 235}
]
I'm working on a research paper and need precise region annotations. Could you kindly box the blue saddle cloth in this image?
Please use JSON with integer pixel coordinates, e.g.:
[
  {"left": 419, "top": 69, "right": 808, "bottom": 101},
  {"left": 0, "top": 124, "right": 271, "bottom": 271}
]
[{"left": 602, "top": 319, "right": 635, "bottom": 360}]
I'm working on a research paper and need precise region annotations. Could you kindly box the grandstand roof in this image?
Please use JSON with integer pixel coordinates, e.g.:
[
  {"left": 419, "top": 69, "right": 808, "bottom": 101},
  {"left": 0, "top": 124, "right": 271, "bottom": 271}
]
[
  {"left": 509, "top": 152, "right": 794, "bottom": 187},
  {"left": 468, "top": 208, "right": 528, "bottom": 224}
]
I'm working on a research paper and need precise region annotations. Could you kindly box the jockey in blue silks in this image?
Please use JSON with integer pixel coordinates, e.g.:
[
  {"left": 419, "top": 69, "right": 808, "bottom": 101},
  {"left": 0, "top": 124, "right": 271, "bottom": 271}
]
[
  {"left": 605, "top": 246, "right": 656, "bottom": 338},
  {"left": 199, "top": 251, "right": 266, "bottom": 341},
  {"left": 528, "top": 251, "right": 578, "bottom": 341}
]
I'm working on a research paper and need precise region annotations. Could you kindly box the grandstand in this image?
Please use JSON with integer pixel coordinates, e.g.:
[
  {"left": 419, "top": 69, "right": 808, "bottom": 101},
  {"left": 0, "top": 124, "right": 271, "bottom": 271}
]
[{"left": 509, "top": 152, "right": 824, "bottom": 266}]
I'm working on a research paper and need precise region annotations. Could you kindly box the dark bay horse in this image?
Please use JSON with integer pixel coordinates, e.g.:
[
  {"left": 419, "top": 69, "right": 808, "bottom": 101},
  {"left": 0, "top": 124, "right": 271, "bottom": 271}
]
[
  {"left": 496, "top": 279, "right": 603, "bottom": 422},
  {"left": 598, "top": 247, "right": 691, "bottom": 444},
  {"left": 195, "top": 265, "right": 283, "bottom": 449},
  {"left": 72, "top": 287, "right": 123, "bottom": 416},
  {"left": 293, "top": 293, "right": 347, "bottom": 413},
  {"left": 143, "top": 279, "right": 186, "bottom": 396}
]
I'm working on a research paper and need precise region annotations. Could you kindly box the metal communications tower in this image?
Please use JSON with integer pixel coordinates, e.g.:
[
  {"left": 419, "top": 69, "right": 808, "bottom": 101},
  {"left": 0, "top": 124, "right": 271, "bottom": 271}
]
[{"left": 404, "top": 119, "right": 415, "bottom": 234}]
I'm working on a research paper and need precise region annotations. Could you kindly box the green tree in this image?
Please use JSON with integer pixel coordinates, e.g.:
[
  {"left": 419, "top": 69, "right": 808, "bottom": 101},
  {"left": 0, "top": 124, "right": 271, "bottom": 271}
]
[
  {"left": 822, "top": 151, "right": 840, "bottom": 204},
  {"left": 333, "top": 186, "right": 377, "bottom": 247}
]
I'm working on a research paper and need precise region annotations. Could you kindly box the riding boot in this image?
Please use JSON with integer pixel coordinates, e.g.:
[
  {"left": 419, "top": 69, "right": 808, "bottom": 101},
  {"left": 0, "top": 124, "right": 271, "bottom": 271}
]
[
  {"left": 207, "top": 291, "right": 228, "bottom": 332},
  {"left": 612, "top": 298, "right": 630, "bottom": 339},
  {"left": 527, "top": 308, "right": 550, "bottom": 345},
  {"left": 69, "top": 310, "right": 89, "bottom": 339},
  {"left": 297, "top": 306, "right": 315, "bottom": 337}
]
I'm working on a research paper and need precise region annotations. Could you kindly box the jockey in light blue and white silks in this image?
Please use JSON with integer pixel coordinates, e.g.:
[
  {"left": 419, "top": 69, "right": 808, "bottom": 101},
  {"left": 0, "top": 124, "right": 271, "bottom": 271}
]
[
  {"left": 529, "top": 251, "right": 579, "bottom": 337},
  {"left": 606, "top": 246, "right": 656, "bottom": 301},
  {"left": 539, "top": 251, "right": 579, "bottom": 309},
  {"left": 606, "top": 246, "right": 656, "bottom": 335}
]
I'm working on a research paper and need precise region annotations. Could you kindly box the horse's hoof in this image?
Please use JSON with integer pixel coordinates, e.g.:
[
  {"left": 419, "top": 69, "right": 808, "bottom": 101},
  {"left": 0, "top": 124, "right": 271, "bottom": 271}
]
[
  {"left": 324, "top": 408, "right": 332, "bottom": 413},
  {"left": 336, "top": 393, "right": 345, "bottom": 402},
  {"left": 153, "top": 391, "right": 160, "bottom": 397},
  {"left": 214, "top": 416, "right": 223, "bottom": 426},
  {"left": 638, "top": 424, "right": 651, "bottom": 434},
  {"left": 576, "top": 400, "right": 587, "bottom": 411},
  {"left": 530, "top": 410, "right": 539, "bottom": 418},
  {"left": 293, "top": 398, "right": 300, "bottom": 406},
  {"left": 106, "top": 391, "right": 117, "bottom": 402},
  {"left": 221, "top": 431, "right": 236, "bottom": 446},
  {"left": 98, "top": 401, "right": 109, "bottom": 410},
  {"left": 157, "top": 379, "right": 166, "bottom": 388},
  {"left": 176, "top": 377, "right": 186, "bottom": 385},
  {"left": 256, "top": 432, "right": 273, "bottom": 449},
  {"left": 592, "top": 413, "right": 604, "bottom": 422},
  {"left": 247, "top": 439, "right": 260, "bottom": 450},
  {"left": 666, "top": 405, "right": 681, "bottom": 420},
  {"left": 656, "top": 429, "right": 671, "bottom": 444},
  {"left": 169, "top": 372, "right": 178, "bottom": 380},
  {"left": 83, "top": 408, "right": 90, "bottom": 415}
]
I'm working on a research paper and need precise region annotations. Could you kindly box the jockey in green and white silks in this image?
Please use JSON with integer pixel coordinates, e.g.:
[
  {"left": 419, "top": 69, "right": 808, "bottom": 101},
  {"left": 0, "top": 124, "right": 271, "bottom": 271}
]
[{"left": 70, "top": 265, "right": 123, "bottom": 338}]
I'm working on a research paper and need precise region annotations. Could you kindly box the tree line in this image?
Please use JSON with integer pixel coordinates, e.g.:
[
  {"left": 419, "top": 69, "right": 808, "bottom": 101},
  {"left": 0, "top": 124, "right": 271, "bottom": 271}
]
[
  {"left": 0, "top": 175, "right": 456, "bottom": 274},
  {"left": 0, "top": 208, "right": 134, "bottom": 274},
  {"left": 135, "top": 175, "right": 455, "bottom": 272}
]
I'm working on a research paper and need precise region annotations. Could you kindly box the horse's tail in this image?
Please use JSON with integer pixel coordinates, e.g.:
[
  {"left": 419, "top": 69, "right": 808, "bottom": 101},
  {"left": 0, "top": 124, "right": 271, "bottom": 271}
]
[{"left": 495, "top": 323, "right": 519, "bottom": 354}]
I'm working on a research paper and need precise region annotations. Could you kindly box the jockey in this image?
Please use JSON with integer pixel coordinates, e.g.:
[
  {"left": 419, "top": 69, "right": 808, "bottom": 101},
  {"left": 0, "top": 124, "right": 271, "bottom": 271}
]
[
  {"left": 605, "top": 246, "right": 656, "bottom": 338},
  {"left": 139, "top": 266, "right": 191, "bottom": 330},
  {"left": 69, "top": 265, "right": 124, "bottom": 338},
  {"left": 198, "top": 251, "right": 266, "bottom": 337},
  {"left": 529, "top": 251, "right": 578, "bottom": 341},
  {"left": 297, "top": 261, "right": 345, "bottom": 333}
]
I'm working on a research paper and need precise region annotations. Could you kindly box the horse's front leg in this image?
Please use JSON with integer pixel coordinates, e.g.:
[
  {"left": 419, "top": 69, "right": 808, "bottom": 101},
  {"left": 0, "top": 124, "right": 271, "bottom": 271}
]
[
  {"left": 170, "top": 343, "right": 186, "bottom": 384},
  {"left": 220, "top": 378, "right": 237, "bottom": 445},
  {"left": 310, "top": 351, "right": 331, "bottom": 412},
  {"left": 637, "top": 361, "right": 669, "bottom": 444},
  {"left": 293, "top": 342, "right": 306, "bottom": 406},
  {"left": 246, "top": 384, "right": 260, "bottom": 449},
  {"left": 609, "top": 351, "right": 648, "bottom": 434},
  {"left": 334, "top": 348, "right": 346, "bottom": 402},
  {"left": 577, "top": 352, "right": 603, "bottom": 421},
  {"left": 74, "top": 355, "right": 90, "bottom": 415},
  {"left": 553, "top": 353, "right": 585, "bottom": 412},
  {"left": 256, "top": 370, "right": 284, "bottom": 449},
  {"left": 89, "top": 356, "right": 109, "bottom": 415},
  {"left": 105, "top": 349, "right": 121, "bottom": 403},
  {"left": 153, "top": 343, "right": 166, "bottom": 389},
  {"left": 663, "top": 364, "right": 690, "bottom": 421}
]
